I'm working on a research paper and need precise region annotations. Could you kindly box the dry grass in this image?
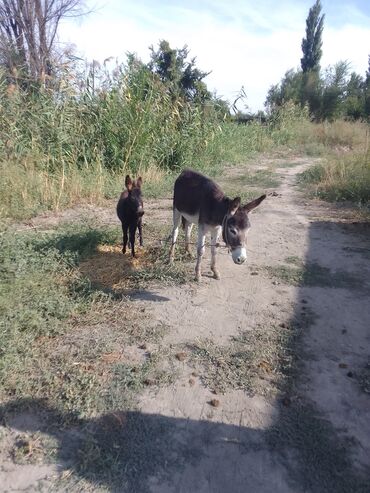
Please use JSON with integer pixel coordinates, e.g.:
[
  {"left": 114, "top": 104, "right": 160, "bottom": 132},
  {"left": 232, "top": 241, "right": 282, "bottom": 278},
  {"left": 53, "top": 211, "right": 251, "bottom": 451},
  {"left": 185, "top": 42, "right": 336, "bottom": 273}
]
[{"left": 188, "top": 323, "right": 300, "bottom": 397}]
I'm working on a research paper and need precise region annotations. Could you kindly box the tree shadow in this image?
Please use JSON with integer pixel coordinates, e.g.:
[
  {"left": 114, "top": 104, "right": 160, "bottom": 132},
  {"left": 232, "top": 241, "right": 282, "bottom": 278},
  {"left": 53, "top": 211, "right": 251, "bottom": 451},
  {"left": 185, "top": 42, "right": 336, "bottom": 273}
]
[{"left": 0, "top": 398, "right": 266, "bottom": 493}]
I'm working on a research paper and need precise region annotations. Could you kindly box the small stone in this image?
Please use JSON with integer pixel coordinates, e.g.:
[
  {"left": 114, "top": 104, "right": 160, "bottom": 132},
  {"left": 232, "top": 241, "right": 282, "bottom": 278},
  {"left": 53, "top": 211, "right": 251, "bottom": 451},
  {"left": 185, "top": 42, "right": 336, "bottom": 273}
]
[
  {"left": 301, "top": 299, "right": 308, "bottom": 304},
  {"left": 279, "top": 322, "right": 288, "bottom": 329},
  {"left": 342, "top": 329, "right": 347, "bottom": 334},
  {"left": 189, "top": 378, "right": 195, "bottom": 387},
  {"left": 139, "top": 343, "right": 147, "bottom": 350},
  {"left": 338, "top": 363, "right": 348, "bottom": 369},
  {"left": 347, "top": 371, "right": 354, "bottom": 378},
  {"left": 209, "top": 399, "right": 220, "bottom": 408},
  {"left": 251, "top": 271, "right": 259, "bottom": 276},
  {"left": 175, "top": 352, "right": 187, "bottom": 362},
  {"left": 191, "top": 371, "right": 199, "bottom": 377},
  {"left": 272, "top": 281, "right": 280, "bottom": 286}
]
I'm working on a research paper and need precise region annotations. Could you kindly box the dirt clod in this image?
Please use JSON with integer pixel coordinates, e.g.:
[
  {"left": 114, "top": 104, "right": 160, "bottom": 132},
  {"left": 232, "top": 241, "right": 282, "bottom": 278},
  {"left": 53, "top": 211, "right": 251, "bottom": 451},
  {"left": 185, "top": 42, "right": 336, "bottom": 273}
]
[
  {"left": 209, "top": 399, "right": 220, "bottom": 408},
  {"left": 175, "top": 352, "right": 187, "bottom": 362}
]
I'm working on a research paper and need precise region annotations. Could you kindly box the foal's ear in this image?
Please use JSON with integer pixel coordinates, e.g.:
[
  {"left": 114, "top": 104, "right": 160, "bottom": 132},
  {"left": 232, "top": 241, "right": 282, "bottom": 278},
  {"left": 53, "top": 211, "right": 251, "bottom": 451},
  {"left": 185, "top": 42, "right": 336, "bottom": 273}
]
[
  {"left": 136, "top": 177, "right": 143, "bottom": 188},
  {"left": 125, "top": 175, "right": 133, "bottom": 191},
  {"left": 228, "top": 197, "right": 241, "bottom": 215},
  {"left": 242, "top": 194, "right": 266, "bottom": 212}
]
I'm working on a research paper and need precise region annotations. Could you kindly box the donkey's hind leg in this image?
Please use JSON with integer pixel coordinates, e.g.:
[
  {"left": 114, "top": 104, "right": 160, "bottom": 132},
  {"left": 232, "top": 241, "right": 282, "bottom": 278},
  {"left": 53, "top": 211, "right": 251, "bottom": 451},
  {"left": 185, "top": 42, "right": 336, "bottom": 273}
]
[
  {"left": 184, "top": 220, "right": 194, "bottom": 255},
  {"left": 169, "top": 208, "right": 182, "bottom": 263}
]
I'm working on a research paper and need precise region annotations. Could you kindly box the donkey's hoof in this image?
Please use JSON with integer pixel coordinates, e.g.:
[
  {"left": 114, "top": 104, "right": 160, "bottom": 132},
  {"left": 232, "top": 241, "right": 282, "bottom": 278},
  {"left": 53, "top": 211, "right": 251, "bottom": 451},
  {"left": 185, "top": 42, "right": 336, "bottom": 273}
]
[
  {"left": 195, "top": 272, "right": 201, "bottom": 282},
  {"left": 212, "top": 270, "right": 220, "bottom": 280}
]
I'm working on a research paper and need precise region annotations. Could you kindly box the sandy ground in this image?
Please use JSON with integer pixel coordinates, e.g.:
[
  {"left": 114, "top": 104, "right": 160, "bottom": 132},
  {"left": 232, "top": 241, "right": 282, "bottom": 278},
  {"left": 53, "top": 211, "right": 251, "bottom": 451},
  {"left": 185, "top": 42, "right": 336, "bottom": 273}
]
[{"left": 1, "top": 157, "right": 370, "bottom": 492}]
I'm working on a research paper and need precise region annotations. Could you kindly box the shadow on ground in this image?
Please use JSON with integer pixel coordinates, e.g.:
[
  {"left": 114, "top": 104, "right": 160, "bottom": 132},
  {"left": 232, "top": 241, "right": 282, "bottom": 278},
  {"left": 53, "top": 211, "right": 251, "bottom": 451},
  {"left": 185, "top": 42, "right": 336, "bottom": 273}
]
[{"left": 1, "top": 220, "right": 370, "bottom": 492}]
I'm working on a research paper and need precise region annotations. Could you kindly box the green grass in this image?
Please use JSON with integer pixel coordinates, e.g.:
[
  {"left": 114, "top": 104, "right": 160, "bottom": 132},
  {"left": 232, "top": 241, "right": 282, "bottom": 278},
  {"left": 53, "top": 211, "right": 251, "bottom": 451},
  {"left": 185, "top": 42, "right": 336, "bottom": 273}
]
[
  {"left": 299, "top": 150, "right": 370, "bottom": 206},
  {"left": 265, "top": 262, "right": 366, "bottom": 290},
  {"left": 0, "top": 223, "right": 179, "bottom": 420}
]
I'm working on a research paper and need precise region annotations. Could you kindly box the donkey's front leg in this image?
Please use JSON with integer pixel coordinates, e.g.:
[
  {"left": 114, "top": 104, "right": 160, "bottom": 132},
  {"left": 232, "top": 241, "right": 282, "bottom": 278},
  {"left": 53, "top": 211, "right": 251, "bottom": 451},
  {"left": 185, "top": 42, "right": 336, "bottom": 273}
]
[
  {"left": 195, "top": 224, "right": 206, "bottom": 282},
  {"left": 129, "top": 224, "right": 137, "bottom": 258},
  {"left": 210, "top": 226, "right": 221, "bottom": 280}
]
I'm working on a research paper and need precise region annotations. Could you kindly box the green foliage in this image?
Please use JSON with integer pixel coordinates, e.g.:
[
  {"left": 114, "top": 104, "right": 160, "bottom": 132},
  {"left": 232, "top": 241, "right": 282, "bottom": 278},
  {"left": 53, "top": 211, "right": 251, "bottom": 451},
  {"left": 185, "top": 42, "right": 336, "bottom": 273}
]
[
  {"left": 148, "top": 40, "right": 211, "bottom": 102},
  {"left": 268, "top": 0, "right": 369, "bottom": 121},
  {"left": 301, "top": 0, "right": 324, "bottom": 73},
  {"left": 299, "top": 150, "right": 370, "bottom": 205}
]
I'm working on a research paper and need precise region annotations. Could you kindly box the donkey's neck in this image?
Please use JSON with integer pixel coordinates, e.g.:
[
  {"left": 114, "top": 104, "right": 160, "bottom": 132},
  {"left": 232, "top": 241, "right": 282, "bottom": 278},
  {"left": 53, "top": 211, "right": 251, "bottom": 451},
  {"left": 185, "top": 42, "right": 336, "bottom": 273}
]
[{"left": 203, "top": 196, "right": 231, "bottom": 226}]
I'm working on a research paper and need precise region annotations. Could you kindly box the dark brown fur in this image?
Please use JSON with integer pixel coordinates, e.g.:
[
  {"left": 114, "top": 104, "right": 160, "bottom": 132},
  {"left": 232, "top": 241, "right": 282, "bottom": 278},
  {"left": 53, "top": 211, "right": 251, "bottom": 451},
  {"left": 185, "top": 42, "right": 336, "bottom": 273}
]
[
  {"left": 170, "top": 169, "right": 266, "bottom": 279},
  {"left": 116, "top": 175, "right": 144, "bottom": 257}
]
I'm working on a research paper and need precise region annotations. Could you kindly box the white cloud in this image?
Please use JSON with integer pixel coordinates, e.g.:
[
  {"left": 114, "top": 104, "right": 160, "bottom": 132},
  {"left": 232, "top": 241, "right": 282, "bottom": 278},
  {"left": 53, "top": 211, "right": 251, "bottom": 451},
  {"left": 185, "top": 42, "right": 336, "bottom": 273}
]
[{"left": 59, "top": 1, "right": 370, "bottom": 111}]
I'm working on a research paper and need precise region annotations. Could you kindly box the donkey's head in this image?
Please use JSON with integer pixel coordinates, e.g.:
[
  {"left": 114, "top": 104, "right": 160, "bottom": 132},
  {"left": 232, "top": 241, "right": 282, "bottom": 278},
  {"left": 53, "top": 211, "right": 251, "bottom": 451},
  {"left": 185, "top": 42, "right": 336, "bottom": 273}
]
[
  {"left": 125, "top": 175, "right": 144, "bottom": 216},
  {"left": 223, "top": 194, "right": 266, "bottom": 265}
]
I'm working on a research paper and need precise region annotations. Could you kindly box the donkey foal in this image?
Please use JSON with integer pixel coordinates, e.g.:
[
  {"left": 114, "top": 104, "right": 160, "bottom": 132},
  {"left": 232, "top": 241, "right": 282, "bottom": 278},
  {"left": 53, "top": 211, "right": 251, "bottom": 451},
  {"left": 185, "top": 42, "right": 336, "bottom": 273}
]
[{"left": 117, "top": 175, "right": 144, "bottom": 258}]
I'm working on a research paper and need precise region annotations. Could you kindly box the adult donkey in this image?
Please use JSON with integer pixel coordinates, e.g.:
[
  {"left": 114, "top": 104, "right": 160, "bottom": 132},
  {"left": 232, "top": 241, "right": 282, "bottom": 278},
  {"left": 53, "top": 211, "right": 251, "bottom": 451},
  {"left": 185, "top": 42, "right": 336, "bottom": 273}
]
[{"left": 169, "top": 169, "right": 266, "bottom": 281}]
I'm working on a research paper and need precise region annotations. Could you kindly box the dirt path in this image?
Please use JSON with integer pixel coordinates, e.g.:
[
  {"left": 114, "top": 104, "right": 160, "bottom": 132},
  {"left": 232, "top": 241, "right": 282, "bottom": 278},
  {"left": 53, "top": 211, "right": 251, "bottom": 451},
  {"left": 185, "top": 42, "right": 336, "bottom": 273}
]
[
  {"left": 1, "top": 157, "right": 370, "bottom": 492},
  {"left": 135, "top": 158, "right": 370, "bottom": 492}
]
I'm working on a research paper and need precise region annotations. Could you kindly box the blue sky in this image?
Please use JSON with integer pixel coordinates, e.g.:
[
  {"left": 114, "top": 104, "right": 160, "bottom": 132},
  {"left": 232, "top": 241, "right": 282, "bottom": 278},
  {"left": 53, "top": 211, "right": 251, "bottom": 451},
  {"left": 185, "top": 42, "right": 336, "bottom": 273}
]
[{"left": 59, "top": 0, "right": 370, "bottom": 111}]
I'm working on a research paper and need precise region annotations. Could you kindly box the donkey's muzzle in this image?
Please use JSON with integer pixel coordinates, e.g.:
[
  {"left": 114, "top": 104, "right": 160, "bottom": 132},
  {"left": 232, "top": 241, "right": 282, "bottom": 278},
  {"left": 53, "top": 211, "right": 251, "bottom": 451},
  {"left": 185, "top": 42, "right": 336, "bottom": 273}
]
[{"left": 232, "top": 247, "right": 247, "bottom": 265}]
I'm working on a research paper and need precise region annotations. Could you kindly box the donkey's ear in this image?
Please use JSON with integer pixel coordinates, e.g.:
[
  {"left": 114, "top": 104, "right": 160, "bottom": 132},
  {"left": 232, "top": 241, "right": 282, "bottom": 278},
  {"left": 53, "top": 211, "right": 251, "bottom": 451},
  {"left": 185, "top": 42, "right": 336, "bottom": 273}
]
[
  {"left": 136, "top": 177, "right": 143, "bottom": 188},
  {"left": 125, "top": 175, "right": 132, "bottom": 191},
  {"left": 228, "top": 197, "right": 241, "bottom": 215},
  {"left": 243, "top": 194, "right": 266, "bottom": 212}
]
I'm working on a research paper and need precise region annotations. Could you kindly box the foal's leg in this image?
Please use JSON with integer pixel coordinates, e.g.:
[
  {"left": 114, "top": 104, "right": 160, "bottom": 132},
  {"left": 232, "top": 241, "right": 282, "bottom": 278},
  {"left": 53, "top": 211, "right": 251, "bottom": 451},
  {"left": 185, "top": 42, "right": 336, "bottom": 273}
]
[
  {"left": 210, "top": 226, "right": 221, "bottom": 280},
  {"left": 122, "top": 223, "right": 129, "bottom": 254},
  {"left": 184, "top": 221, "right": 193, "bottom": 255},
  {"left": 195, "top": 224, "right": 206, "bottom": 282},
  {"left": 169, "top": 208, "right": 182, "bottom": 263},
  {"left": 138, "top": 218, "right": 143, "bottom": 247},
  {"left": 129, "top": 223, "right": 137, "bottom": 257}
]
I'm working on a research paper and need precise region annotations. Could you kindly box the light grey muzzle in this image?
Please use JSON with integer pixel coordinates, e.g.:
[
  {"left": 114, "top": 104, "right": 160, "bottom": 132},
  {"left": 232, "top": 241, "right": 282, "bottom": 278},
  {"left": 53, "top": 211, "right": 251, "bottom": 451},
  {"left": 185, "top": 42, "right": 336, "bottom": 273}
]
[{"left": 232, "top": 247, "right": 247, "bottom": 265}]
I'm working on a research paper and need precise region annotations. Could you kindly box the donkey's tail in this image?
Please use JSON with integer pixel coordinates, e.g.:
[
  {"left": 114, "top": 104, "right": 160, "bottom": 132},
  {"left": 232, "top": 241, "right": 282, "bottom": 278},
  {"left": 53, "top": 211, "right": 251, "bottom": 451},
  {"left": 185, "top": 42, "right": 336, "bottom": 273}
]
[{"left": 181, "top": 216, "right": 186, "bottom": 230}]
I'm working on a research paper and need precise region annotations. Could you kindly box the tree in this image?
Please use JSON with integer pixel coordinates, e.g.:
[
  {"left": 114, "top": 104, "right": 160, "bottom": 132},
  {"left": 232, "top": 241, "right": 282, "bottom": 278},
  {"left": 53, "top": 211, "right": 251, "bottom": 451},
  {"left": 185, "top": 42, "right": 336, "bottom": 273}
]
[
  {"left": 364, "top": 55, "right": 370, "bottom": 118},
  {"left": 344, "top": 72, "right": 365, "bottom": 120},
  {"left": 265, "top": 69, "right": 303, "bottom": 112},
  {"left": 321, "top": 61, "right": 350, "bottom": 120},
  {"left": 301, "top": 0, "right": 325, "bottom": 73},
  {"left": 148, "top": 40, "right": 210, "bottom": 102},
  {"left": 0, "top": 0, "right": 84, "bottom": 86}
]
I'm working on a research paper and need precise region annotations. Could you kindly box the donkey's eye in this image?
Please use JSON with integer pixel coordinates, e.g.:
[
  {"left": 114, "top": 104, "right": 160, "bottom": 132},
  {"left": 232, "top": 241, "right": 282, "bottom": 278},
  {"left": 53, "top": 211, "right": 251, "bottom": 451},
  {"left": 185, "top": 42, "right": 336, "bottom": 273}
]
[{"left": 229, "top": 228, "right": 238, "bottom": 235}]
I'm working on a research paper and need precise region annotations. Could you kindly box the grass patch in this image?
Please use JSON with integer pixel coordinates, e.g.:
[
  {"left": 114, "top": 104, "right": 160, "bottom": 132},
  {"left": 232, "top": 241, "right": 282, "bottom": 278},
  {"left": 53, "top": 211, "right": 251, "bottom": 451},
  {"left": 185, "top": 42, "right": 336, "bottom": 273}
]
[
  {"left": 265, "top": 263, "right": 365, "bottom": 290},
  {"left": 0, "top": 222, "right": 180, "bottom": 421},
  {"left": 224, "top": 167, "right": 280, "bottom": 191},
  {"left": 188, "top": 323, "right": 301, "bottom": 396},
  {"left": 299, "top": 150, "right": 370, "bottom": 206}
]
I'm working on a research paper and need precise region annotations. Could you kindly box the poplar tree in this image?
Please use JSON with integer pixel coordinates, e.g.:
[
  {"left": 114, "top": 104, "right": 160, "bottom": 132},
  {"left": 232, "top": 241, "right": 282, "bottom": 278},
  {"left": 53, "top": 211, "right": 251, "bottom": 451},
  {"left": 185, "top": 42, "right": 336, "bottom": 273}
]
[{"left": 301, "top": 0, "right": 325, "bottom": 73}]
